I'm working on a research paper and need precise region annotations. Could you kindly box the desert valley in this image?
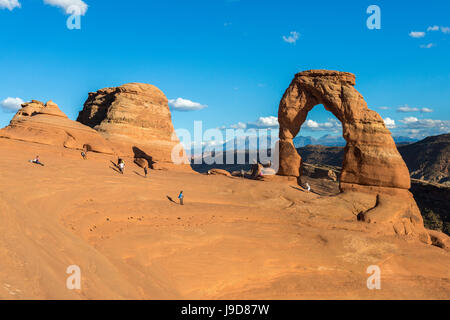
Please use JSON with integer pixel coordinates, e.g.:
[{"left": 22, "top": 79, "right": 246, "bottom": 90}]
[{"left": 0, "top": 70, "right": 449, "bottom": 300}]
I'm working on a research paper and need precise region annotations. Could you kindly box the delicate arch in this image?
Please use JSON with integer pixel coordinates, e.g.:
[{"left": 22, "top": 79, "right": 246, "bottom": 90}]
[{"left": 277, "top": 70, "right": 410, "bottom": 190}]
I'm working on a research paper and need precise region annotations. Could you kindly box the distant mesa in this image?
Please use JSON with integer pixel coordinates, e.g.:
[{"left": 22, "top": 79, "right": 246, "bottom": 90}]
[
  {"left": 398, "top": 133, "right": 450, "bottom": 185},
  {"left": 297, "top": 133, "right": 450, "bottom": 186},
  {"left": 0, "top": 100, "right": 114, "bottom": 154},
  {"left": 277, "top": 70, "right": 430, "bottom": 243},
  {"left": 77, "top": 83, "right": 189, "bottom": 170}
]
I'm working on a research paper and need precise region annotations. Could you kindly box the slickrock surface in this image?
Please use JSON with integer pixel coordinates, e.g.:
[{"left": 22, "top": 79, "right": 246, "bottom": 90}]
[
  {"left": 0, "top": 100, "right": 114, "bottom": 154},
  {"left": 0, "top": 139, "right": 448, "bottom": 299}
]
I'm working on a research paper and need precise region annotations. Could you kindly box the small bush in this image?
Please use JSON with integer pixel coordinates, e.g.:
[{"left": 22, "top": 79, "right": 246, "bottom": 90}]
[{"left": 422, "top": 208, "right": 444, "bottom": 232}]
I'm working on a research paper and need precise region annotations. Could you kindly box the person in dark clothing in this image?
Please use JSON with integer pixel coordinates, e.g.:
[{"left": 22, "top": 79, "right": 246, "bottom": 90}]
[{"left": 30, "top": 156, "right": 44, "bottom": 166}]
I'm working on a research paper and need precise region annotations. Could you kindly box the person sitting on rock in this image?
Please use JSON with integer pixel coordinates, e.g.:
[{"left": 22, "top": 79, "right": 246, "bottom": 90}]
[
  {"left": 250, "top": 162, "right": 264, "bottom": 180},
  {"left": 81, "top": 151, "right": 87, "bottom": 160},
  {"left": 306, "top": 182, "right": 311, "bottom": 192},
  {"left": 30, "top": 156, "right": 44, "bottom": 166}
]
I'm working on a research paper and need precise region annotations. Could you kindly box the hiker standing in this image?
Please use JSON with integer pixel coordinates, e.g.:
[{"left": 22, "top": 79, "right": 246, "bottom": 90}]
[
  {"left": 144, "top": 167, "right": 148, "bottom": 178},
  {"left": 178, "top": 191, "right": 184, "bottom": 206},
  {"left": 118, "top": 159, "right": 125, "bottom": 174}
]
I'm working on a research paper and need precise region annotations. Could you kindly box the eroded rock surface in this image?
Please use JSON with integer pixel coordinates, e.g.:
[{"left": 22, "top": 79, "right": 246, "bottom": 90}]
[
  {"left": 277, "top": 70, "right": 429, "bottom": 243},
  {"left": 77, "top": 83, "right": 189, "bottom": 170},
  {"left": 278, "top": 70, "right": 410, "bottom": 189},
  {"left": 0, "top": 100, "right": 114, "bottom": 154}
]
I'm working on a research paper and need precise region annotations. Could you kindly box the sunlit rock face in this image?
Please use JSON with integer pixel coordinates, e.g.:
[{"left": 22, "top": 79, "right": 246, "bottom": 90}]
[
  {"left": 0, "top": 100, "right": 114, "bottom": 154},
  {"left": 277, "top": 70, "right": 429, "bottom": 243},
  {"left": 77, "top": 83, "right": 189, "bottom": 170}
]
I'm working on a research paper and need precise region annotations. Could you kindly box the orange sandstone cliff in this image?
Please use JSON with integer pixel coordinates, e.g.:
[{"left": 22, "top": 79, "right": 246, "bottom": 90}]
[{"left": 77, "top": 83, "right": 189, "bottom": 170}]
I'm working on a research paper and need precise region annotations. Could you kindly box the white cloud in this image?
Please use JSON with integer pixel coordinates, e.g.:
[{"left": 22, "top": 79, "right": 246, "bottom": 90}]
[
  {"left": 43, "top": 0, "right": 88, "bottom": 15},
  {"left": 255, "top": 116, "right": 279, "bottom": 128},
  {"left": 427, "top": 25, "right": 439, "bottom": 32},
  {"left": 400, "top": 117, "right": 419, "bottom": 124},
  {"left": 379, "top": 106, "right": 390, "bottom": 110},
  {"left": 305, "top": 119, "right": 319, "bottom": 129},
  {"left": 441, "top": 26, "right": 450, "bottom": 34},
  {"left": 397, "top": 117, "right": 450, "bottom": 138},
  {"left": 303, "top": 118, "right": 342, "bottom": 132},
  {"left": 420, "top": 43, "right": 435, "bottom": 49},
  {"left": 1, "top": 97, "right": 24, "bottom": 113},
  {"left": 400, "top": 117, "right": 449, "bottom": 129},
  {"left": 0, "top": 0, "right": 20, "bottom": 10},
  {"left": 230, "top": 122, "right": 247, "bottom": 130},
  {"left": 421, "top": 107, "right": 433, "bottom": 113},
  {"left": 409, "top": 31, "right": 425, "bottom": 38},
  {"left": 397, "top": 105, "right": 419, "bottom": 113},
  {"left": 282, "top": 31, "right": 300, "bottom": 44},
  {"left": 222, "top": 116, "right": 279, "bottom": 130},
  {"left": 168, "top": 98, "right": 207, "bottom": 112},
  {"left": 384, "top": 118, "right": 396, "bottom": 129},
  {"left": 223, "top": 117, "right": 344, "bottom": 133}
]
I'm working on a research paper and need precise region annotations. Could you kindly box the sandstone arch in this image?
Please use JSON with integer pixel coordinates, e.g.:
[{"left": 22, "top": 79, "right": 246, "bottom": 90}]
[
  {"left": 277, "top": 70, "right": 432, "bottom": 244},
  {"left": 77, "top": 83, "right": 190, "bottom": 171},
  {"left": 278, "top": 70, "right": 411, "bottom": 191}
]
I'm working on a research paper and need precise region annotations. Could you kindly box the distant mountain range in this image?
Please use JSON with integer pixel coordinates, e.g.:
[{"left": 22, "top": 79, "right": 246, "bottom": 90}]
[
  {"left": 398, "top": 134, "right": 450, "bottom": 185},
  {"left": 293, "top": 134, "right": 345, "bottom": 147},
  {"left": 293, "top": 134, "right": 418, "bottom": 148},
  {"left": 194, "top": 133, "right": 448, "bottom": 185},
  {"left": 188, "top": 134, "right": 419, "bottom": 156}
]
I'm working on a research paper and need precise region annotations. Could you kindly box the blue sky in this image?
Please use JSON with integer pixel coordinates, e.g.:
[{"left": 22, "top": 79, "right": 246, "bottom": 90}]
[{"left": 1, "top": 0, "right": 449, "bottom": 141}]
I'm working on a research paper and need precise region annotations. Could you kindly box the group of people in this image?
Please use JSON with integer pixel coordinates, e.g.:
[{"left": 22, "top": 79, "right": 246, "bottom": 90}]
[{"left": 28, "top": 154, "right": 186, "bottom": 206}]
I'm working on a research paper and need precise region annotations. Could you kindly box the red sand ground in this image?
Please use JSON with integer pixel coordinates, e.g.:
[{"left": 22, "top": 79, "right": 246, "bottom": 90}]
[{"left": 0, "top": 139, "right": 449, "bottom": 300}]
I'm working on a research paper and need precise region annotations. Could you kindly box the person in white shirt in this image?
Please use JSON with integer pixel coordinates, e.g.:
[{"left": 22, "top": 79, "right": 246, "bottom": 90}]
[
  {"left": 306, "top": 182, "right": 311, "bottom": 192},
  {"left": 118, "top": 159, "right": 125, "bottom": 174}
]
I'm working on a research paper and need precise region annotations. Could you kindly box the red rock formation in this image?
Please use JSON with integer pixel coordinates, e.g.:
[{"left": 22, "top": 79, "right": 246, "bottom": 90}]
[
  {"left": 278, "top": 70, "right": 410, "bottom": 189},
  {"left": 0, "top": 100, "right": 114, "bottom": 154},
  {"left": 77, "top": 83, "right": 189, "bottom": 170},
  {"left": 278, "top": 70, "right": 429, "bottom": 243}
]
